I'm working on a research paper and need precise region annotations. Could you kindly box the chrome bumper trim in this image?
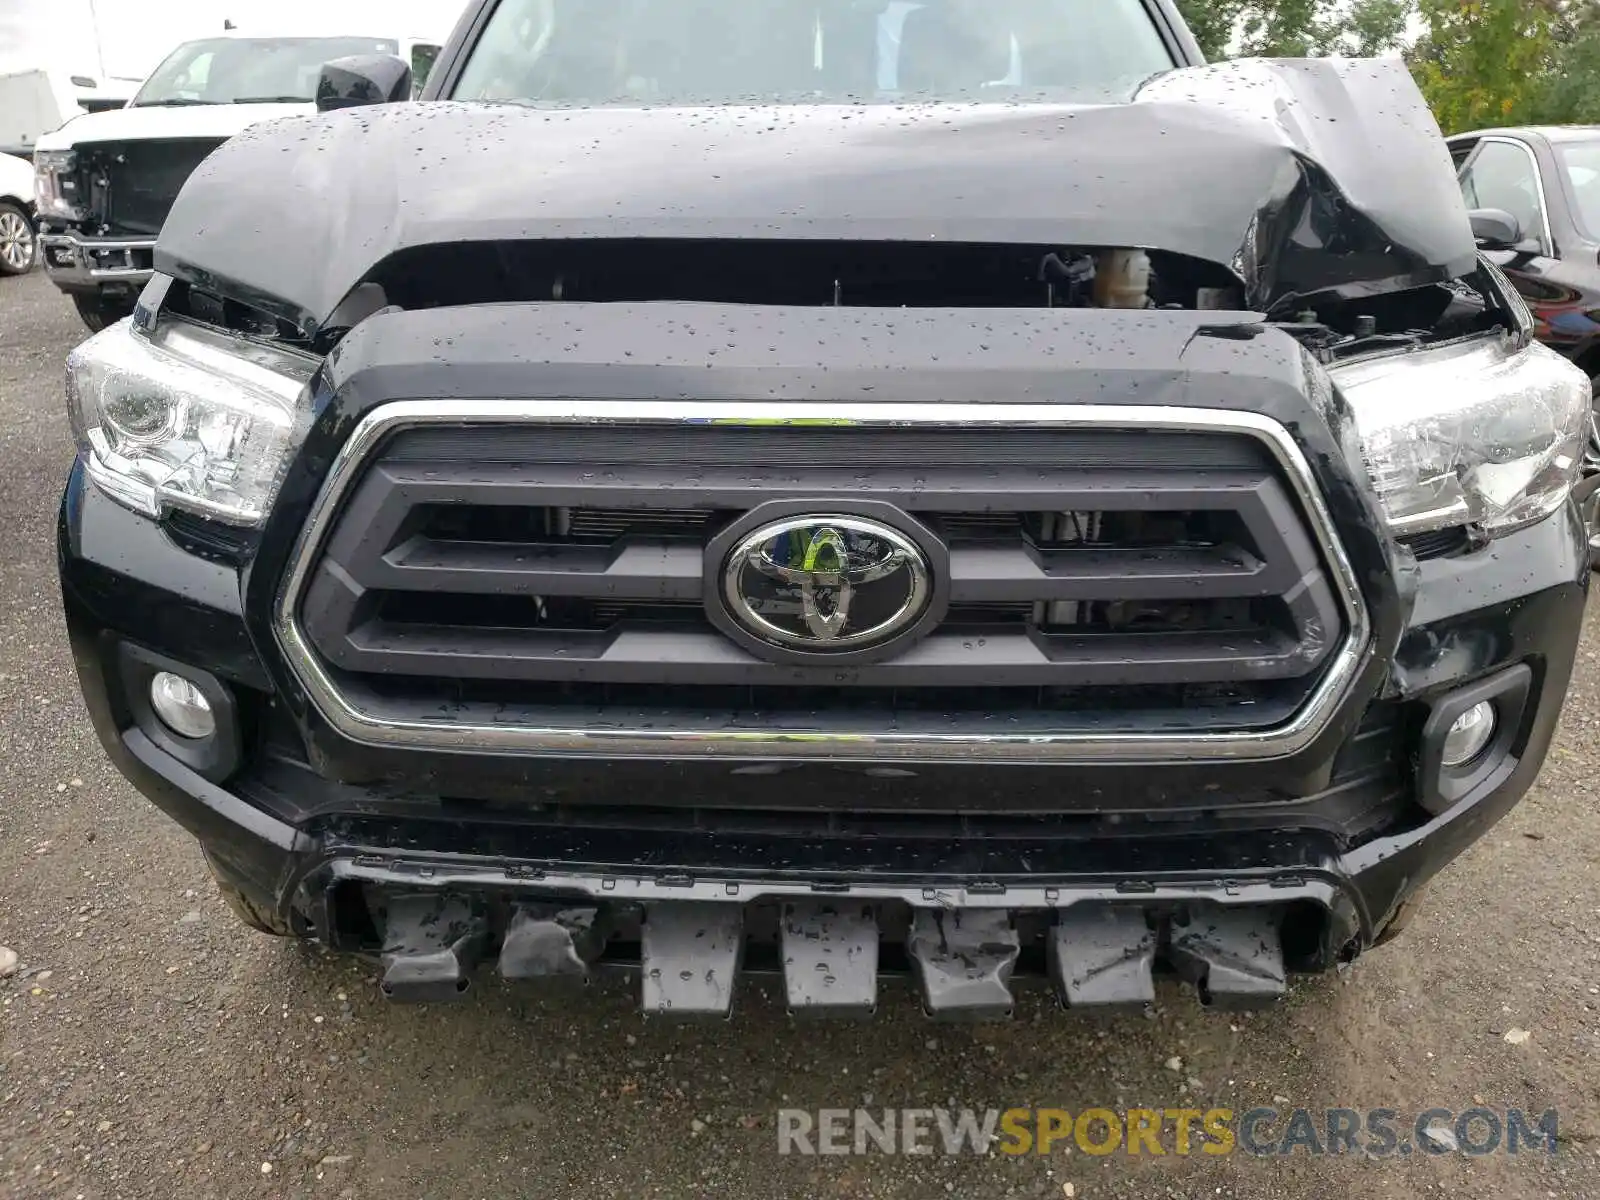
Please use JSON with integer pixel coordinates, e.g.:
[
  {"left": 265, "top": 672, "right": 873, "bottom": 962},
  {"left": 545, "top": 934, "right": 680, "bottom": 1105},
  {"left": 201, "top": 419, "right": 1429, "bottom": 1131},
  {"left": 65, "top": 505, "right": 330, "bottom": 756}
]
[
  {"left": 273, "top": 401, "right": 1373, "bottom": 763},
  {"left": 39, "top": 232, "right": 154, "bottom": 288}
]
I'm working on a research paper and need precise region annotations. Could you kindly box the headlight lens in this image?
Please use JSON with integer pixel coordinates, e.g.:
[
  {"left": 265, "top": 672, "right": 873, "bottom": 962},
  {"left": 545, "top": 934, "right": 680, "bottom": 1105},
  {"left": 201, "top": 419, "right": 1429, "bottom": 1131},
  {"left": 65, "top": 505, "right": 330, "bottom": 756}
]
[
  {"left": 1331, "top": 337, "right": 1590, "bottom": 537},
  {"left": 66, "top": 318, "right": 318, "bottom": 526},
  {"left": 33, "top": 150, "right": 84, "bottom": 221}
]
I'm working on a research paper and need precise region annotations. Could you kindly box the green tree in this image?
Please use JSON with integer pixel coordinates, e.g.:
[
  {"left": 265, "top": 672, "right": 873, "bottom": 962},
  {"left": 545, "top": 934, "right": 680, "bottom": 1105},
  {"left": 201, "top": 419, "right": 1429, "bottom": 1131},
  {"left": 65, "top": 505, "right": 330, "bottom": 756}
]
[
  {"left": 1408, "top": 0, "right": 1566, "bottom": 132},
  {"left": 1174, "top": 0, "right": 1251, "bottom": 58},
  {"left": 1240, "top": 0, "right": 1331, "bottom": 55},
  {"left": 1525, "top": 0, "right": 1600, "bottom": 123},
  {"left": 1174, "top": 0, "right": 1600, "bottom": 137},
  {"left": 1174, "top": 0, "right": 1411, "bottom": 60},
  {"left": 1342, "top": 0, "right": 1414, "bottom": 56}
]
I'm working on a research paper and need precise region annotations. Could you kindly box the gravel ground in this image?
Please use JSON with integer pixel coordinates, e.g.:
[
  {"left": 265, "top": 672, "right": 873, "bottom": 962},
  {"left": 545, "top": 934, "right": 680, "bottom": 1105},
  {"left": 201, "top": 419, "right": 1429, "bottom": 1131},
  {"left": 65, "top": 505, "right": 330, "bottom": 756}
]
[{"left": 2, "top": 268, "right": 1599, "bottom": 1200}]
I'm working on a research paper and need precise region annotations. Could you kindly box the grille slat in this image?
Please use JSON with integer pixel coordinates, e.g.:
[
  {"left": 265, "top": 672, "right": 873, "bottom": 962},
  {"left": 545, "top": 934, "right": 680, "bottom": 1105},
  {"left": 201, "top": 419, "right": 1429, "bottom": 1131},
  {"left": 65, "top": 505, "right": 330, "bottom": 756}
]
[
  {"left": 376, "top": 533, "right": 1282, "bottom": 605},
  {"left": 326, "top": 623, "right": 1315, "bottom": 687},
  {"left": 382, "top": 426, "right": 1272, "bottom": 471},
  {"left": 496, "top": 506, "right": 1025, "bottom": 544},
  {"left": 566, "top": 507, "right": 717, "bottom": 541},
  {"left": 363, "top": 461, "right": 1276, "bottom": 513},
  {"left": 383, "top": 534, "right": 705, "bottom": 599}
]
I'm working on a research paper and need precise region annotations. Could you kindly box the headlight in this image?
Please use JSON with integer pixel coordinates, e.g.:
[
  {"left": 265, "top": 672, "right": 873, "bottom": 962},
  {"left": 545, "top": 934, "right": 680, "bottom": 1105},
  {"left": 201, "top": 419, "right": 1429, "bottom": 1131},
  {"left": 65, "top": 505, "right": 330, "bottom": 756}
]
[
  {"left": 33, "top": 150, "right": 84, "bottom": 221},
  {"left": 1330, "top": 337, "right": 1589, "bottom": 537},
  {"left": 66, "top": 318, "right": 318, "bottom": 526}
]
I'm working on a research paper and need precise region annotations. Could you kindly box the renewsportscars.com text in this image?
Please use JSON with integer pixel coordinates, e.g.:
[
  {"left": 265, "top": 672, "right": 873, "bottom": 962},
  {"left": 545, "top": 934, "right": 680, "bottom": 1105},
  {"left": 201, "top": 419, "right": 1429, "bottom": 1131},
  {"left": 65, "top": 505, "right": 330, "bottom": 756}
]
[{"left": 776, "top": 1106, "right": 1560, "bottom": 1158}]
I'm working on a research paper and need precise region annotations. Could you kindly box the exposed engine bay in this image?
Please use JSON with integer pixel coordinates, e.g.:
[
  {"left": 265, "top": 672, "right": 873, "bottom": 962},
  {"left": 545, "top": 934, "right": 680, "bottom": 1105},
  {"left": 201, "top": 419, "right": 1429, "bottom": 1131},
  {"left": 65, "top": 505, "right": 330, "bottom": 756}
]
[{"left": 168, "top": 234, "right": 1519, "bottom": 367}]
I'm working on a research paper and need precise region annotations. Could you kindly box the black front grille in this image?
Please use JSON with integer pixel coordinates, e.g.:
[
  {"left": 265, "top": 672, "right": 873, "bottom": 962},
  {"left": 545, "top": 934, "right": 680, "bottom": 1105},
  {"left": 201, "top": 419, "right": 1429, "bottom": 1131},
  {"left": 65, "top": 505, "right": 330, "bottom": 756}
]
[
  {"left": 1399, "top": 526, "right": 1473, "bottom": 561},
  {"left": 296, "top": 422, "right": 1348, "bottom": 735},
  {"left": 83, "top": 139, "right": 228, "bottom": 236}
]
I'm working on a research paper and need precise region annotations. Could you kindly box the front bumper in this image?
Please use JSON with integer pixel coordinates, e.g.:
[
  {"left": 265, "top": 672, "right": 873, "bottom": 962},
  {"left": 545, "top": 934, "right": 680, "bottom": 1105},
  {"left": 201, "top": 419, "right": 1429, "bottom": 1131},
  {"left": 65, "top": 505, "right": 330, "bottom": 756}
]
[
  {"left": 58, "top": 459, "right": 1591, "bottom": 1015},
  {"left": 38, "top": 230, "right": 154, "bottom": 293},
  {"left": 98, "top": 710, "right": 1554, "bottom": 1015}
]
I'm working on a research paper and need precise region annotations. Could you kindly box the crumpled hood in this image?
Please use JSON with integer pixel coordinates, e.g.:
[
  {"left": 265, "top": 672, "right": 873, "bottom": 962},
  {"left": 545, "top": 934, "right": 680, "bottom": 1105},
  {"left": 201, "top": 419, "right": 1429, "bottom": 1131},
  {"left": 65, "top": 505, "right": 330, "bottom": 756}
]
[{"left": 156, "top": 56, "right": 1477, "bottom": 336}]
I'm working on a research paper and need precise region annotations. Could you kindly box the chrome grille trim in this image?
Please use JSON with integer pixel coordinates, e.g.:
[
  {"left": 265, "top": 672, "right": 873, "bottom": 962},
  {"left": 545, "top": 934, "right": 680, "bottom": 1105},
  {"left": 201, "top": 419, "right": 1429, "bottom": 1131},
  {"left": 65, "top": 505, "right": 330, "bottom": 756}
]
[{"left": 273, "top": 400, "right": 1372, "bottom": 763}]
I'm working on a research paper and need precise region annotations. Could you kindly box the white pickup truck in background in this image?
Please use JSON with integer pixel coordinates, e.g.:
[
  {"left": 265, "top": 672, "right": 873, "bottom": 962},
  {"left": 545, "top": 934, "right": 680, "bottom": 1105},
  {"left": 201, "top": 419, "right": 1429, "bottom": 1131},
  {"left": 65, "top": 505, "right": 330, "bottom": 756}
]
[{"left": 32, "top": 27, "right": 448, "bottom": 330}]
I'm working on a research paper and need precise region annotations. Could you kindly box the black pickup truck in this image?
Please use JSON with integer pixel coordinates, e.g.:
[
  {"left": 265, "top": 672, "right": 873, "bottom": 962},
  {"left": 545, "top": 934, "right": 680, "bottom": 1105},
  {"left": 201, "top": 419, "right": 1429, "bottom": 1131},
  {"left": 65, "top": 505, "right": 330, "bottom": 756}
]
[{"left": 57, "top": 0, "right": 1592, "bottom": 1017}]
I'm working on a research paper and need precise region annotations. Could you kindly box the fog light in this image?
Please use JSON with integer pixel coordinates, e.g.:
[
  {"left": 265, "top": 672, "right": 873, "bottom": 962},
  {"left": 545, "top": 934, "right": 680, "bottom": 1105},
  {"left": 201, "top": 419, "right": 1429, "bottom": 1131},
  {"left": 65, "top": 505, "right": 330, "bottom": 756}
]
[
  {"left": 149, "top": 671, "right": 216, "bottom": 739},
  {"left": 1441, "top": 701, "right": 1496, "bottom": 768}
]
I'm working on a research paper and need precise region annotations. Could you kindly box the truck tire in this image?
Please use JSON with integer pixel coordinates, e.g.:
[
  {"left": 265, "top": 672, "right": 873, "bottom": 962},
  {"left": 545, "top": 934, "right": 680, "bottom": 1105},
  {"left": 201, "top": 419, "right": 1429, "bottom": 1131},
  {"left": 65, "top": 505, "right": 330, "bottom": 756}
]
[
  {"left": 72, "top": 292, "right": 136, "bottom": 332},
  {"left": 0, "top": 201, "right": 35, "bottom": 276},
  {"left": 209, "top": 870, "right": 293, "bottom": 937}
]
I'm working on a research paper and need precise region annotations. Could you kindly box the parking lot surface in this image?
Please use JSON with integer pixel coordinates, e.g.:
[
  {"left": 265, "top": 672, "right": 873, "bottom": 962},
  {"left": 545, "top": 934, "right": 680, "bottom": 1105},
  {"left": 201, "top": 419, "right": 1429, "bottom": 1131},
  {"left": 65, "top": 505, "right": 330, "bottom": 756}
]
[{"left": 2, "top": 269, "right": 1598, "bottom": 1199}]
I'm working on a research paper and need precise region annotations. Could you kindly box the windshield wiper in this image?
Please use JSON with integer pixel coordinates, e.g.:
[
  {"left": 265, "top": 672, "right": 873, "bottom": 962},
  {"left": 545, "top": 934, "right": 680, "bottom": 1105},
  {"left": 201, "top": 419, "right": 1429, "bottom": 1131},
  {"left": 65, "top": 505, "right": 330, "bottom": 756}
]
[
  {"left": 133, "top": 98, "right": 212, "bottom": 107},
  {"left": 231, "top": 95, "right": 312, "bottom": 104}
]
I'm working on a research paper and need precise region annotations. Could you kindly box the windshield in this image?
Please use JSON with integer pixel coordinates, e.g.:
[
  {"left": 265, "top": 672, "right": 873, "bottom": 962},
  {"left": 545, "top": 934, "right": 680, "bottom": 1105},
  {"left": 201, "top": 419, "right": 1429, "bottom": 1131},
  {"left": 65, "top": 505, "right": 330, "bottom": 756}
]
[
  {"left": 449, "top": 0, "right": 1175, "bottom": 105},
  {"left": 132, "top": 37, "right": 401, "bottom": 106},
  {"left": 1558, "top": 142, "right": 1600, "bottom": 242}
]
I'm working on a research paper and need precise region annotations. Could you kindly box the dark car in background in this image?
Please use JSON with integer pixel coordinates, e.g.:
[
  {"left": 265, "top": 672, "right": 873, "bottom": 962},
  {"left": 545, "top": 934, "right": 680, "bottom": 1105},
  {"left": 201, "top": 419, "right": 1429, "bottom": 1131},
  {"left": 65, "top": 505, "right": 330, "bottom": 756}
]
[{"left": 1448, "top": 126, "right": 1600, "bottom": 548}]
